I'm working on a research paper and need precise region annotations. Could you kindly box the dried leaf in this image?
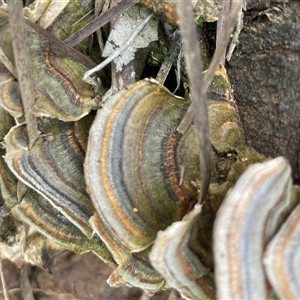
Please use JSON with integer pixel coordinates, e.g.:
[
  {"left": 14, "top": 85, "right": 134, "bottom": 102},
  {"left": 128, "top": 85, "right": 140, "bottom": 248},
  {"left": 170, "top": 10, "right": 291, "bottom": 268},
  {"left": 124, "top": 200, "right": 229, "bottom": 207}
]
[{"left": 102, "top": 5, "right": 158, "bottom": 71}]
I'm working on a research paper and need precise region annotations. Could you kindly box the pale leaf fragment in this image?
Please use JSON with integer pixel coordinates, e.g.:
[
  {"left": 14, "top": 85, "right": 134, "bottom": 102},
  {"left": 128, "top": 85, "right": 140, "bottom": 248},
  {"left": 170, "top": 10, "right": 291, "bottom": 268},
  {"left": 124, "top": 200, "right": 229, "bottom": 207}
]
[{"left": 102, "top": 5, "right": 158, "bottom": 71}]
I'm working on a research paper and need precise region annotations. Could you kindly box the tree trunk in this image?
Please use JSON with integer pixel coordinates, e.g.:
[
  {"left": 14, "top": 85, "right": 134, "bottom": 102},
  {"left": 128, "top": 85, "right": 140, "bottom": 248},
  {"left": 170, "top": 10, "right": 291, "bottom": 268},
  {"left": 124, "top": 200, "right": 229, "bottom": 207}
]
[{"left": 227, "top": 0, "right": 300, "bottom": 183}]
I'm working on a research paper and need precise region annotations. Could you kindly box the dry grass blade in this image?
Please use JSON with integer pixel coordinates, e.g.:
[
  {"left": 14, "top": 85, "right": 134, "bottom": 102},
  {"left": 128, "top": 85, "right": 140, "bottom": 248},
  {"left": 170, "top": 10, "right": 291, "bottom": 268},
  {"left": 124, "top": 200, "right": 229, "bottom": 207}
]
[
  {"left": 24, "top": 19, "right": 98, "bottom": 70},
  {"left": 176, "top": 0, "right": 211, "bottom": 201},
  {"left": 83, "top": 13, "right": 154, "bottom": 87},
  {"left": 204, "top": 0, "right": 243, "bottom": 91},
  {"left": 216, "top": 0, "right": 231, "bottom": 65},
  {"left": 155, "top": 40, "right": 181, "bottom": 85},
  {"left": 177, "top": 0, "right": 243, "bottom": 136},
  {"left": 7, "top": 0, "right": 39, "bottom": 149},
  {"left": 0, "top": 256, "right": 9, "bottom": 300},
  {"left": 64, "top": 0, "right": 139, "bottom": 47}
]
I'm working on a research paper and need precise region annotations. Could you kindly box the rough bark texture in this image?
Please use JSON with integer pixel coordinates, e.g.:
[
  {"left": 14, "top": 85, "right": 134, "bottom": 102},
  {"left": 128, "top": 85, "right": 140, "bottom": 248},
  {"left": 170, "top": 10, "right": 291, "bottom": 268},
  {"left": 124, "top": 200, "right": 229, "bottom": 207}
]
[{"left": 227, "top": 0, "right": 300, "bottom": 183}]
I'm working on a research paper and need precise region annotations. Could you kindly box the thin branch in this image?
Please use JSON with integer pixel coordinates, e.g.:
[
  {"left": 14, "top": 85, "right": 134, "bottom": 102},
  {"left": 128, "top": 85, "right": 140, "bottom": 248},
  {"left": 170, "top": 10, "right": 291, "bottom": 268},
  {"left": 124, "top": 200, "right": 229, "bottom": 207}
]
[
  {"left": 25, "top": 19, "right": 98, "bottom": 70},
  {"left": 155, "top": 40, "right": 181, "bottom": 85},
  {"left": 204, "top": 0, "right": 243, "bottom": 91},
  {"left": 64, "top": 0, "right": 139, "bottom": 47},
  {"left": 176, "top": 0, "right": 211, "bottom": 202},
  {"left": 83, "top": 13, "right": 153, "bottom": 88},
  {"left": 217, "top": 0, "right": 231, "bottom": 65},
  {"left": 24, "top": 19, "right": 110, "bottom": 85},
  {"left": 177, "top": 0, "right": 243, "bottom": 134},
  {"left": 7, "top": 0, "right": 39, "bottom": 149},
  {"left": 226, "top": 4, "right": 244, "bottom": 61}
]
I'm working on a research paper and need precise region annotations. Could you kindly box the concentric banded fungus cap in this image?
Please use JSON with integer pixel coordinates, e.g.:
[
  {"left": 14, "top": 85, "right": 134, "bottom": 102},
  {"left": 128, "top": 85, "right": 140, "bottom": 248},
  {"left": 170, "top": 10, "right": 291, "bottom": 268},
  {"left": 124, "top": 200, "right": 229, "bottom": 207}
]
[
  {"left": 0, "top": 10, "right": 102, "bottom": 122},
  {"left": 4, "top": 116, "right": 96, "bottom": 237},
  {"left": 85, "top": 79, "right": 201, "bottom": 253}
]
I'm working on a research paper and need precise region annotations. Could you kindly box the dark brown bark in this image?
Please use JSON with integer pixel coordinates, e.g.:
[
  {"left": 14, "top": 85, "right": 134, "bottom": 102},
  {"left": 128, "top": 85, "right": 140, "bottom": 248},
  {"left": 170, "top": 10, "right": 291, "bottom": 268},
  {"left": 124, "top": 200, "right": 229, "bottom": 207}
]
[{"left": 227, "top": 0, "right": 300, "bottom": 183}]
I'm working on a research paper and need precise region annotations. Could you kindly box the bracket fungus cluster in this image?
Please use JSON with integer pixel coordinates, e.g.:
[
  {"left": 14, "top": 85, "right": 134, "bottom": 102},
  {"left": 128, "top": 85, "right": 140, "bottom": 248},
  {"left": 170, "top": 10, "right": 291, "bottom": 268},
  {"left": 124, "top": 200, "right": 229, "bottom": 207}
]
[{"left": 0, "top": 1, "right": 299, "bottom": 299}]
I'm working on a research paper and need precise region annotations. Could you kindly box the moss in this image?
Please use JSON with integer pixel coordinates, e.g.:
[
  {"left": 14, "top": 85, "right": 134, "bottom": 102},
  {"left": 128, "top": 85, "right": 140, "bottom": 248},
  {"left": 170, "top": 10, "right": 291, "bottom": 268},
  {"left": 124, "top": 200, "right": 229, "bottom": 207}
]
[
  {"left": 208, "top": 145, "right": 267, "bottom": 213},
  {"left": 211, "top": 71, "right": 231, "bottom": 91},
  {"left": 194, "top": 15, "right": 204, "bottom": 25},
  {"left": 229, "top": 145, "right": 267, "bottom": 183}
]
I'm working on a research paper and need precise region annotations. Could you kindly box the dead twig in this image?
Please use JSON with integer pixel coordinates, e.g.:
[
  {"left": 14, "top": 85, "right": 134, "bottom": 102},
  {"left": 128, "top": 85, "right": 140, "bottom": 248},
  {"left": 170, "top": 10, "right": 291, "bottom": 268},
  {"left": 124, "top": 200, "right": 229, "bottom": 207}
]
[
  {"left": 83, "top": 13, "right": 154, "bottom": 88},
  {"left": 7, "top": 0, "right": 39, "bottom": 149},
  {"left": 177, "top": 0, "right": 243, "bottom": 137},
  {"left": 25, "top": 19, "right": 98, "bottom": 70},
  {"left": 217, "top": 0, "right": 231, "bottom": 65},
  {"left": 204, "top": 0, "right": 243, "bottom": 90},
  {"left": 64, "top": 0, "right": 139, "bottom": 47},
  {"left": 176, "top": 0, "right": 211, "bottom": 201}
]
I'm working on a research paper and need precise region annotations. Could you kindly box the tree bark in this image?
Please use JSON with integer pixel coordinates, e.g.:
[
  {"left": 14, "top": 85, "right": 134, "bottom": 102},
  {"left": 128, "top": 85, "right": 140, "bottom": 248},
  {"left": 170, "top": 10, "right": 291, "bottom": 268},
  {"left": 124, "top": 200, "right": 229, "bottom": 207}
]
[{"left": 227, "top": 0, "right": 300, "bottom": 183}]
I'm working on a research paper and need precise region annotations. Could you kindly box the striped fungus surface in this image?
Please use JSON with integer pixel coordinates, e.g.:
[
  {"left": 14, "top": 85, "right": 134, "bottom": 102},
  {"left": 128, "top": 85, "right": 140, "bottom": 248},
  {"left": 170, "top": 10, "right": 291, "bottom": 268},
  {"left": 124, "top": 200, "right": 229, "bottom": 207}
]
[
  {"left": 1, "top": 62, "right": 259, "bottom": 294},
  {"left": 0, "top": 112, "right": 115, "bottom": 268},
  {"left": 214, "top": 157, "right": 300, "bottom": 300},
  {"left": 0, "top": 0, "right": 299, "bottom": 299},
  {"left": 84, "top": 65, "right": 259, "bottom": 250},
  {"left": 150, "top": 204, "right": 216, "bottom": 299},
  {"left": 0, "top": 63, "right": 23, "bottom": 118},
  {"left": 84, "top": 74, "right": 253, "bottom": 293},
  {"left": 0, "top": 6, "right": 101, "bottom": 122},
  {"left": 4, "top": 117, "right": 96, "bottom": 237}
]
